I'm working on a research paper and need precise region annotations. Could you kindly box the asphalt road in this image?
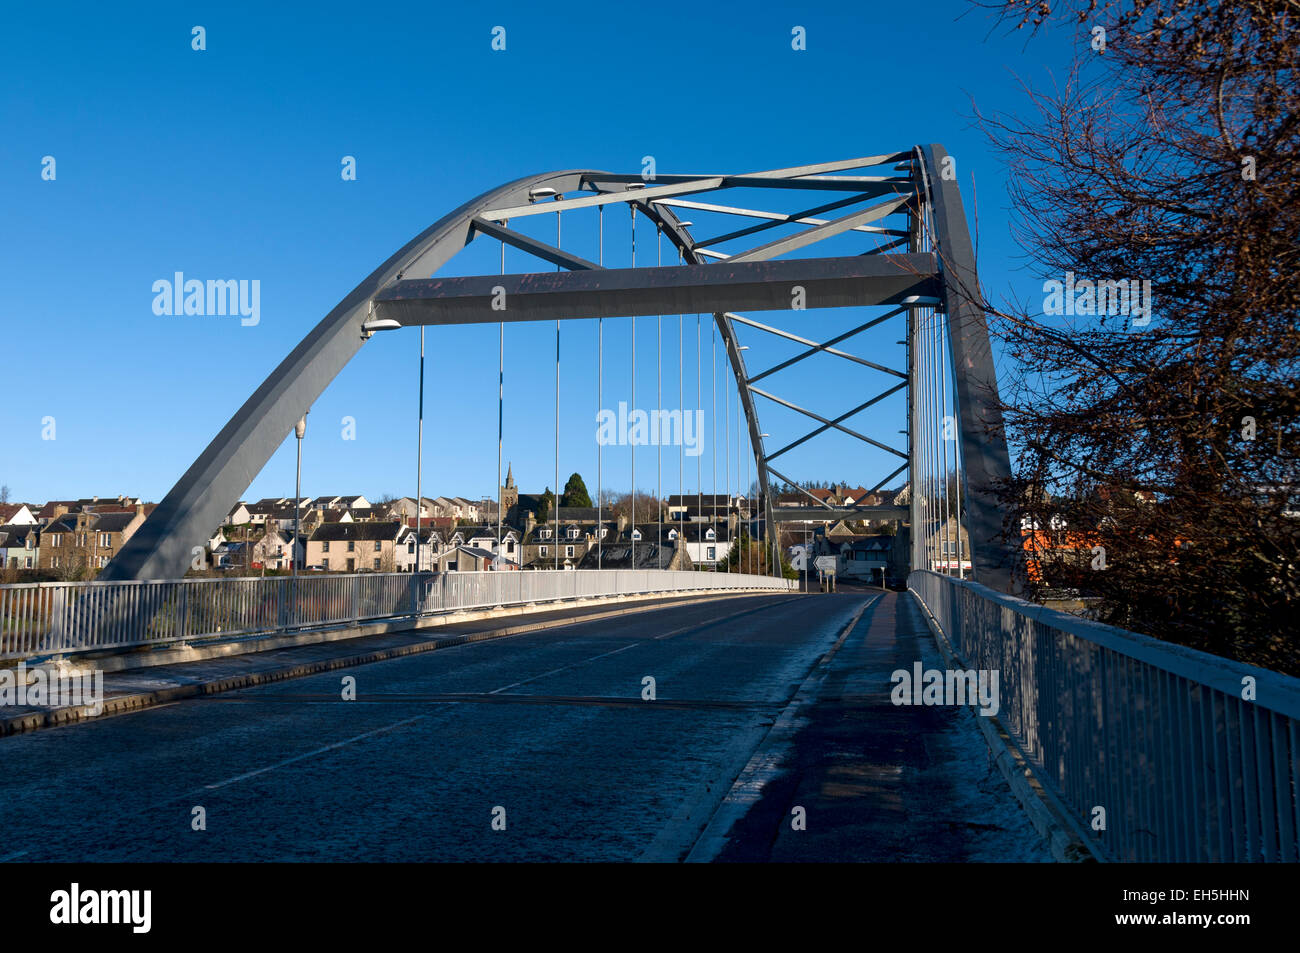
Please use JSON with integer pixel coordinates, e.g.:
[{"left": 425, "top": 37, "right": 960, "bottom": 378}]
[{"left": 0, "top": 593, "right": 862, "bottom": 862}]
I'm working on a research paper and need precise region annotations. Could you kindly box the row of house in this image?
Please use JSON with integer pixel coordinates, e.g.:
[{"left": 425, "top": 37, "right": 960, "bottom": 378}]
[{"left": 1, "top": 497, "right": 155, "bottom": 575}]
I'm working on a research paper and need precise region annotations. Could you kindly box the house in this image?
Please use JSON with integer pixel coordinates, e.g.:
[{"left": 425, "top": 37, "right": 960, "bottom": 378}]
[
  {"left": 0, "top": 504, "right": 38, "bottom": 526},
  {"left": 441, "top": 545, "right": 498, "bottom": 572},
  {"left": 836, "top": 536, "right": 895, "bottom": 584},
  {"left": 386, "top": 497, "right": 439, "bottom": 522},
  {"left": 39, "top": 506, "right": 146, "bottom": 574},
  {"left": 212, "top": 540, "right": 254, "bottom": 571},
  {"left": 522, "top": 523, "right": 589, "bottom": 569},
  {"left": 244, "top": 499, "right": 292, "bottom": 526},
  {"left": 306, "top": 521, "right": 405, "bottom": 572},
  {"left": 36, "top": 496, "right": 142, "bottom": 526},
  {"left": 0, "top": 523, "right": 40, "bottom": 570},
  {"left": 252, "top": 528, "right": 303, "bottom": 571},
  {"left": 451, "top": 498, "right": 480, "bottom": 522},
  {"left": 665, "top": 494, "right": 744, "bottom": 521},
  {"left": 395, "top": 526, "right": 446, "bottom": 572},
  {"left": 452, "top": 526, "right": 521, "bottom": 562},
  {"left": 924, "top": 517, "right": 971, "bottom": 574},
  {"left": 576, "top": 528, "right": 692, "bottom": 570},
  {"left": 677, "top": 523, "right": 731, "bottom": 566},
  {"left": 225, "top": 502, "right": 253, "bottom": 525}
]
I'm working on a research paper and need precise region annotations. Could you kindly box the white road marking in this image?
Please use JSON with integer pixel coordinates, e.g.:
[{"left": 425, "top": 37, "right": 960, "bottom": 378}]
[
  {"left": 488, "top": 643, "right": 640, "bottom": 694},
  {"left": 484, "top": 598, "right": 802, "bottom": 693},
  {"left": 203, "top": 716, "right": 425, "bottom": 790}
]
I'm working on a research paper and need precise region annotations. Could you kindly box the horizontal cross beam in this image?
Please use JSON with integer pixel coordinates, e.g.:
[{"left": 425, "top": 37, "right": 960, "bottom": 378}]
[
  {"left": 771, "top": 506, "right": 909, "bottom": 522},
  {"left": 371, "top": 254, "right": 938, "bottom": 327}
]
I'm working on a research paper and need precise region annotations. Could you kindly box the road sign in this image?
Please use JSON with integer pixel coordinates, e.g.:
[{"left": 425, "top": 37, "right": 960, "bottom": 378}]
[{"left": 814, "top": 556, "right": 838, "bottom": 573}]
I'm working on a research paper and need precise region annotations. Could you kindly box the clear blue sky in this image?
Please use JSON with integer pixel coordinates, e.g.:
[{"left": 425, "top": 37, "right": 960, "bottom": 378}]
[{"left": 0, "top": 1, "right": 1081, "bottom": 509}]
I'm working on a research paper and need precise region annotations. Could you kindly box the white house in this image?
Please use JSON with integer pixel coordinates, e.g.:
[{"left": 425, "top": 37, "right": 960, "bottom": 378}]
[
  {"left": 395, "top": 526, "right": 444, "bottom": 572},
  {"left": 0, "top": 504, "right": 38, "bottom": 526},
  {"left": 680, "top": 524, "right": 731, "bottom": 566}
]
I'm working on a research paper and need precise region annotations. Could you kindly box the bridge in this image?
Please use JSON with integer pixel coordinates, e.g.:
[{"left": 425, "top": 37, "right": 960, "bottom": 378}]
[{"left": 2, "top": 148, "right": 1298, "bottom": 864}]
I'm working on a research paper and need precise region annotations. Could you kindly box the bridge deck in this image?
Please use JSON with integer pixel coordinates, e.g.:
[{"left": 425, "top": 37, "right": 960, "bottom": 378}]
[{"left": 0, "top": 591, "right": 1047, "bottom": 861}]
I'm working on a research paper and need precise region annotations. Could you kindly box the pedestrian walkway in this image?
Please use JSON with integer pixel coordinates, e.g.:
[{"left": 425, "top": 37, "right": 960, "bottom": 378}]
[{"left": 711, "top": 591, "right": 1052, "bottom": 861}]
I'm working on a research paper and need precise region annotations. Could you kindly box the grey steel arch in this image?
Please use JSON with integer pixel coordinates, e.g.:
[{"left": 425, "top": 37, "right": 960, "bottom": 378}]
[
  {"left": 102, "top": 169, "right": 598, "bottom": 581},
  {"left": 105, "top": 149, "right": 1020, "bottom": 590},
  {"left": 913, "top": 144, "right": 1018, "bottom": 592}
]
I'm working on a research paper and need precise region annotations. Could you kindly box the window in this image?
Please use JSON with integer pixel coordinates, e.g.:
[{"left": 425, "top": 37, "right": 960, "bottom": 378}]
[
  {"left": 100, "top": 533, "right": 112, "bottom": 548},
  {"left": 565, "top": 545, "right": 574, "bottom": 558},
  {"left": 77, "top": 533, "right": 87, "bottom": 547},
  {"left": 540, "top": 529, "right": 551, "bottom": 539},
  {"left": 540, "top": 546, "right": 548, "bottom": 556},
  {"left": 506, "top": 541, "right": 515, "bottom": 554},
  {"left": 322, "top": 541, "right": 331, "bottom": 552},
  {"left": 373, "top": 558, "right": 381, "bottom": 570},
  {"left": 631, "top": 529, "right": 641, "bottom": 541},
  {"left": 567, "top": 528, "right": 579, "bottom": 539},
  {"left": 408, "top": 540, "right": 415, "bottom": 554},
  {"left": 667, "top": 529, "right": 677, "bottom": 540},
  {"left": 347, "top": 541, "right": 355, "bottom": 552},
  {"left": 24, "top": 556, "right": 32, "bottom": 569},
  {"left": 51, "top": 535, "right": 61, "bottom": 548},
  {"left": 52, "top": 556, "right": 60, "bottom": 568},
  {"left": 373, "top": 540, "right": 381, "bottom": 551},
  {"left": 705, "top": 529, "right": 715, "bottom": 541},
  {"left": 323, "top": 558, "right": 330, "bottom": 570},
  {"left": 707, "top": 546, "right": 716, "bottom": 560}
]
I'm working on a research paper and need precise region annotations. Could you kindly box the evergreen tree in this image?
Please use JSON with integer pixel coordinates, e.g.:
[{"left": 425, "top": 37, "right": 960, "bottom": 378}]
[{"left": 560, "top": 472, "right": 592, "bottom": 508}]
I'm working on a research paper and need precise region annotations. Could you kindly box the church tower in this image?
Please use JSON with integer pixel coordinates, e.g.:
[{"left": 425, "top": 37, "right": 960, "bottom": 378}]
[{"left": 501, "top": 462, "right": 518, "bottom": 512}]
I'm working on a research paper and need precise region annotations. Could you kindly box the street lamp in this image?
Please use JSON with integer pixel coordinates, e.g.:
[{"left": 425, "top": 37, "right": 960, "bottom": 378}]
[
  {"left": 361, "top": 317, "right": 401, "bottom": 340},
  {"left": 293, "top": 413, "right": 308, "bottom": 577}
]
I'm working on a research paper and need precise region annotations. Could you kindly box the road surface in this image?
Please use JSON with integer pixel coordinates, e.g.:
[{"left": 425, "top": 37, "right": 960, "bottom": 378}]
[{"left": 0, "top": 592, "right": 1048, "bottom": 862}]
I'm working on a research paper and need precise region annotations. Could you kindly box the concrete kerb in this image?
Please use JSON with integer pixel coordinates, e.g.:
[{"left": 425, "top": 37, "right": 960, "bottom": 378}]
[
  {"left": 906, "top": 587, "right": 1103, "bottom": 864},
  {"left": 0, "top": 587, "right": 787, "bottom": 738}
]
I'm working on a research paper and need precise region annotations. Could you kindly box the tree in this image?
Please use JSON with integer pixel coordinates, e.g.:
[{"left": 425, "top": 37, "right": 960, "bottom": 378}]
[
  {"left": 977, "top": 0, "right": 1299, "bottom": 672},
  {"left": 535, "top": 487, "right": 555, "bottom": 523},
  {"left": 560, "top": 472, "right": 592, "bottom": 508},
  {"left": 607, "top": 490, "right": 663, "bottom": 525},
  {"left": 0, "top": 484, "right": 9, "bottom": 504}
]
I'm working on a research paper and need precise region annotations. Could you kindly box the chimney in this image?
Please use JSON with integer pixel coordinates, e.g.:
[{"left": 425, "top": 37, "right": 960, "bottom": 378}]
[
  {"left": 135, "top": 503, "right": 145, "bottom": 517},
  {"left": 53, "top": 503, "right": 69, "bottom": 519},
  {"left": 525, "top": 509, "right": 536, "bottom": 534}
]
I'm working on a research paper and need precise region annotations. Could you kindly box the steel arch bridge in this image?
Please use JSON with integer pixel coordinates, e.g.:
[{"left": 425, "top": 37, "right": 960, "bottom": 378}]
[{"left": 103, "top": 146, "right": 1018, "bottom": 592}]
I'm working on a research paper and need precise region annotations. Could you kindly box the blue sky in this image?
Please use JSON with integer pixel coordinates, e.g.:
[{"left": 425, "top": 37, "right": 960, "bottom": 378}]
[{"left": 0, "top": 1, "right": 1082, "bottom": 509}]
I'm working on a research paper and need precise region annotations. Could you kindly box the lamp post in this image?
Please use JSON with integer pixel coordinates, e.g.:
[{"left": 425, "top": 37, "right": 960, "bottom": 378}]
[{"left": 293, "top": 413, "right": 307, "bottom": 577}]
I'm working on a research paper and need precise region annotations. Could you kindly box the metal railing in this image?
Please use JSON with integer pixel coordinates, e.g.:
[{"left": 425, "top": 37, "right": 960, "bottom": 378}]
[
  {"left": 909, "top": 569, "right": 1300, "bottom": 862},
  {"left": 0, "top": 569, "right": 793, "bottom": 662}
]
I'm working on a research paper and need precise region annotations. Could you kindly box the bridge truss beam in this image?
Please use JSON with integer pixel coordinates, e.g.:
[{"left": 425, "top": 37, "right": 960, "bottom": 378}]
[{"left": 103, "top": 148, "right": 1019, "bottom": 592}]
